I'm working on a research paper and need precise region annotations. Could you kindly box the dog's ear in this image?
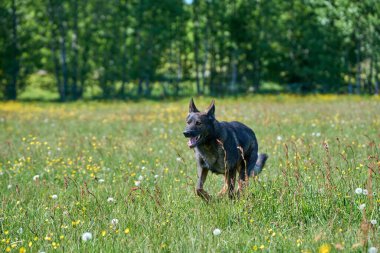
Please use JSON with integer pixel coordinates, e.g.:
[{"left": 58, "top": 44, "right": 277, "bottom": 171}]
[
  {"left": 206, "top": 100, "right": 215, "bottom": 117},
  {"left": 189, "top": 98, "right": 199, "bottom": 113}
]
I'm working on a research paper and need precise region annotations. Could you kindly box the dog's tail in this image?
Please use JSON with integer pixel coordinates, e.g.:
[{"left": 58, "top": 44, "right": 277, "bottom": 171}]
[{"left": 250, "top": 153, "right": 268, "bottom": 176}]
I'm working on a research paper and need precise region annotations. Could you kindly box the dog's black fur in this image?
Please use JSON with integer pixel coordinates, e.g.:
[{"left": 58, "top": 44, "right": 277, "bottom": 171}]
[{"left": 183, "top": 98, "right": 268, "bottom": 200}]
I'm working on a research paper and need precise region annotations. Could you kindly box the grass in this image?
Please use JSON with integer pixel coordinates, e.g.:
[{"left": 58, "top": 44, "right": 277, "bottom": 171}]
[{"left": 0, "top": 95, "right": 379, "bottom": 252}]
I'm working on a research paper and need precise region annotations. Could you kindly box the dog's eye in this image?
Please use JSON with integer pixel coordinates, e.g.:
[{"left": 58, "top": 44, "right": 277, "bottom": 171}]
[{"left": 196, "top": 121, "right": 202, "bottom": 125}]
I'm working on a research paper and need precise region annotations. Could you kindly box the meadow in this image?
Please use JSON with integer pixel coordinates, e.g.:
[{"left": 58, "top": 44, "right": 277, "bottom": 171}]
[{"left": 0, "top": 95, "right": 379, "bottom": 253}]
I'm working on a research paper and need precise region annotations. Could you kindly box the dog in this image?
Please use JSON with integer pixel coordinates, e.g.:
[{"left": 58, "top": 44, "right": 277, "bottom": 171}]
[{"left": 183, "top": 98, "right": 268, "bottom": 200}]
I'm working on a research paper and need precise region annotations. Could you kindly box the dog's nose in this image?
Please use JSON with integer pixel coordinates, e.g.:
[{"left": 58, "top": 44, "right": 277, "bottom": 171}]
[{"left": 183, "top": 131, "right": 192, "bottom": 138}]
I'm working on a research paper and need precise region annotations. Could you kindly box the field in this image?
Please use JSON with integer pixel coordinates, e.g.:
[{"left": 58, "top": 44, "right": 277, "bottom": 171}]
[{"left": 0, "top": 95, "right": 379, "bottom": 253}]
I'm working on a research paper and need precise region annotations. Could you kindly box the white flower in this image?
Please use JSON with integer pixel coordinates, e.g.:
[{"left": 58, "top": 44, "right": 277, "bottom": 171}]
[
  {"left": 33, "top": 175, "right": 40, "bottom": 181},
  {"left": 107, "top": 197, "right": 115, "bottom": 203},
  {"left": 141, "top": 166, "right": 146, "bottom": 170},
  {"left": 0, "top": 171, "right": 3, "bottom": 176},
  {"left": 154, "top": 175, "right": 159, "bottom": 179},
  {"left": 81, "top": 232, "right": 92, "bottom": 241},
  {"left": 370, "top": 220, "right": 377, "bottom": 225},
  {"left": 17, "top": 227, "right": 23, "bottom": 234},
  {"left": 135, "top": 181, "right": 141, "bottom": 187},
  {"left": 213, "top": 228, "right": 221, "bottom": 236},
  {"left": 51, "top": 194, "right": 58, "bottom": 200},
  {"left": 138, "top": 175, "right": 144, "bottom": 181},
  {"left": 355, "top": 188, "right": 363, "bottom": 194},
  {"left": 111, "top": 218, "right": 119, "bottom": 226},
  {"left": 363, "top": 189, "right": 369, "bottom": 195},
  {"left": 98, "top": 179, "right": 105, "bottom": 183},
  {"left": 7, "top": 184, "right": 12, "bottom": 189},
  {"left": 276, "top": 136, "right": 283, "bottom": 141},
  {"left": 359, "top": 204, "right": 366, "bottom": 210},
  {"left": 368, "top": 247, "right": 378, "bottom": 253},
  {"left": 176, "top": 157, "right": 182, "bottom": 162},
  {"left": 316, "top": 132, "right": 321, "bottom": 137}
]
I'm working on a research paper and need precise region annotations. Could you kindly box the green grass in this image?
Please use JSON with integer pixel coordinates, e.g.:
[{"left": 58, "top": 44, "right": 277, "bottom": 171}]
[{"left": 0, "top": 95, "right": 379, "bottom": 252}]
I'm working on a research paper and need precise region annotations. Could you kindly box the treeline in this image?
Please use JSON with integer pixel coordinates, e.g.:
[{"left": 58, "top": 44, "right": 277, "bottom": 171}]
[{"left": 1, "top": 0, "right": 379, "bottom": 101}]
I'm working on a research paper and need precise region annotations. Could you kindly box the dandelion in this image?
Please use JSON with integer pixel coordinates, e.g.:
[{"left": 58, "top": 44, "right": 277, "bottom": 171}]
[
  {"left": 355, "top": 188, "right": 363, "bottom": 194},
  {"left": 107, "top": 197, "right": 115, "bottom": 203},
  {"left": 370, "top": 220, "right": 377, "bottom": 225},
  {"left": 19, "top": 247, "right": 26, "bottom": 253},
  {"left": 124, "top": 228, "right": 130, "bottom": 234},
  {"left": 81, "top": 232, "right": 92, "bottom": 241},
  {"left": 363, "top": 189, "right": 368, "bottom": 195},
  {"left": 213, "top": 228, "right": 221, "bottom": 236},
  {"left": 33, "top": 175, "right": 40, "bottom": 181},
  {"left": 359, "top": 204, "right": 366, "bottom": 210},
  {"left": 368, "top": 247, "right": 378, "bottom": 253},
  {"left": 138, "top": 175, "right": 144, "bottom": 181},
  {"left": 318, "top": 243, "right": 331, "bottom": 253},
  {"left": 51, "top": 194, "right": 58, "bottom": 200},
  {"left": 111, "top": 219, "right": 119, "bottom": 226},
  {"left": 135, "top": 181, "right": 141, "bottom": 187},
  {"left": 277, "top": 136, "right": 283, "bottom": 141}
]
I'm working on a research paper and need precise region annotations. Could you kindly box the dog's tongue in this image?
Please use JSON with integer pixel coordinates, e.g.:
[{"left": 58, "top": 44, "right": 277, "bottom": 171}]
[{"left": 188, "top": 137, "right": 197, "bottom": 147}]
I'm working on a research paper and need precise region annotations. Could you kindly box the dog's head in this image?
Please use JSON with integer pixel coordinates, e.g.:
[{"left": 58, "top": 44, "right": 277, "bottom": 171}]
[{"left": 183, "top": 98, "right": 216, "bottom": 148}]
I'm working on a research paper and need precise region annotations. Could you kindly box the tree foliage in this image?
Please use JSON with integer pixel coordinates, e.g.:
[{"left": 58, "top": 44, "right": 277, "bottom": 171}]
[{"left": 0, "top": 0, "right": 379, "bottom": 100}]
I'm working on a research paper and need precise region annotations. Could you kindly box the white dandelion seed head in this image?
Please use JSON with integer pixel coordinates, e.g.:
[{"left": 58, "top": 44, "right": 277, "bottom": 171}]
[
  {"left": 277, "top": 136, "right": 283, "bottom": 141},
  {"left": 81, "top": 232, "right": 93, "bottom": 241},
  {"left": 111, "top": 218, "right": 119, "bottom": 226},
  {"left": 7, "top": 184, "right": 12, "bottom": 189},
  {"left": 213, "top": 228, "right": 221, "bottom": 236},
  {"left": 355, "top": 188, "right": 363, "bottom": 194},
  {"left": 370, "top": 220, "right": 377, "bottom": 225},
  {"left": 176, "top": 157, "right": 182, "bottom": 162},
  {"left": 107, "top": 197, "right": 115, "bottom": 203},
  {"left": 135, "top": 181, "right": 141, "bottom": 187},
  {"left": 316, "top": 132, "right": 321, "bottom": 137},
  {"left": 17, "top": 227, "right": 23, "bottom": 234},
  {"left": 33, "top": 175, "right": 40, "bottom": 181},
  {"left": 154, "top": 175, "right": 159, "bottom": 179},
  {"left": 0, "top": 171, "right": 4, "bottom": 176},
  {"left": 363, "top": 189, "right": 368, "bottom": 195},
  {"left": 359, "top": 204, "right": 366, "bottom": 210},
  {"left": 138, "top": 175, "right": 144, "bottom": 181},
  {"left": 51, "top": 194, "right": 58, "bottom": 200},
  {"left": 98, "top": 179, "right": 105, "bottom": 183},
  {"left": 368, "top": 247, "right": 378, "bottom": 253},
  {"left": 141, "top": 166, "right": 146, "bottom": 170}
]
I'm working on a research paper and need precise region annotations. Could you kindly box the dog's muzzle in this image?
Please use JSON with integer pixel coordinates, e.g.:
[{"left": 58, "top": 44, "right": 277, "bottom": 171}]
[{"left": 183, "top": 130, "right": 197, "bottom": 138}]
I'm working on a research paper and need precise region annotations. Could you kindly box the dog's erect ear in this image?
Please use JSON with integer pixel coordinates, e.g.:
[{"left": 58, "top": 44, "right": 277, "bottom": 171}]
[
  {"left": 189, "top": 98, "right": 199, "bottom": 113},
  {"left": 206, "top": 100, "right": 215, "bottom": 117}
]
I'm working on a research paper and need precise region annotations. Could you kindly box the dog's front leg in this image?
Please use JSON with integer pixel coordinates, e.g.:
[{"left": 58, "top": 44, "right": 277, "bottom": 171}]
[{"left": 196, "top": 167, "right": 211, "bottom": 201}]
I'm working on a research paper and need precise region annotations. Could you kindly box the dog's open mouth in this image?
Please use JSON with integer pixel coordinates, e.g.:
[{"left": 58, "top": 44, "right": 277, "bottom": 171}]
[{"left": 188, "top": 135, "right": 200, "bottom": 148}]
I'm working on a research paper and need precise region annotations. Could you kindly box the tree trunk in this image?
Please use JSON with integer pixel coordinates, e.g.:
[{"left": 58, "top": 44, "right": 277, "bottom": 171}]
[
  {"left": 193, "top": 1, "right": 201, "bottom": 95},
  {"left": 57, "top": 3, "right": 68, "bottom": 101},
  {"left": 229, "top": 49, "right": 237, "bottom": 93},
  {"left": 6, "top": 0, "right": 19, "bottom": 100},
  {"left": 71, "top": 0, "right": 79, "bottom": 99},
  {"left": 355, "top": 39, "right": 361, "bottom": 94}
]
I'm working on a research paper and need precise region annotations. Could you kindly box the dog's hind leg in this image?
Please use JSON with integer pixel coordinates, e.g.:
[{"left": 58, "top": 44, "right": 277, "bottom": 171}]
[
  {"left": 226, "top": 169, "right": 237, "bottom": 199},
  {"left": 218, "top": 176, "right": 228, "bottom": 196}
]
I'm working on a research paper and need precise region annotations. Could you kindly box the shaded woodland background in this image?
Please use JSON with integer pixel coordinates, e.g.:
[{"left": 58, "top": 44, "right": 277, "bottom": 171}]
[{"left": 1, "top": 0, "right": 380, "bottom": 101}]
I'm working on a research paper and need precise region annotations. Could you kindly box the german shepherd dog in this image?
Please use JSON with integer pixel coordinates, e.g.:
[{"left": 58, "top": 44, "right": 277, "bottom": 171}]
[{"left": 183, "top": 99, "right": 268, "bottom": 200}]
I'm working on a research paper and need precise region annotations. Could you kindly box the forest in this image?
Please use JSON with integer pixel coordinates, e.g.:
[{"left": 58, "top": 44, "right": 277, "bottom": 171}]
[{"left": 1, "top": 0, "right": 380, "bottom": 101}]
